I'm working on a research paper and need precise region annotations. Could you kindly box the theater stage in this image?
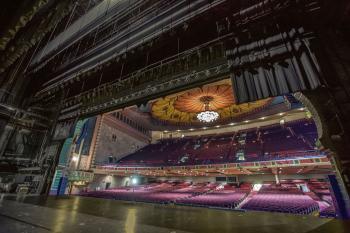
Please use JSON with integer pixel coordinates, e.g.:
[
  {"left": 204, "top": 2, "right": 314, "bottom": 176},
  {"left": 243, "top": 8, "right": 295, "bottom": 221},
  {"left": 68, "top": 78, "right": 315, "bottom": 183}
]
[{"left": 0, "top": 195, "right": 349, "bottom": 233}]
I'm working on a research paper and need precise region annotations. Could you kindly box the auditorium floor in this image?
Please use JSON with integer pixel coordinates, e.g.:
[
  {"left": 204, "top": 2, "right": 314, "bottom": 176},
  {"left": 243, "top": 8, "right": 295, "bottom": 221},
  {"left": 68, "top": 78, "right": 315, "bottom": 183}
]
[{"left": 0, "top": 195, "right": 349, "bottom": 233}]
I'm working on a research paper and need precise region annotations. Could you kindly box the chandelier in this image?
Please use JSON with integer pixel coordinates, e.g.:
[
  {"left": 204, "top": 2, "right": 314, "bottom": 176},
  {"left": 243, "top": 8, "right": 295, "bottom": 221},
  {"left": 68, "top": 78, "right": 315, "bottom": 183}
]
[
  {"left": 196, "top": 96, "right": 220, "bottom": 123},
  {"left": 197, "top": 111, "right": 219, "bottom": 123}
]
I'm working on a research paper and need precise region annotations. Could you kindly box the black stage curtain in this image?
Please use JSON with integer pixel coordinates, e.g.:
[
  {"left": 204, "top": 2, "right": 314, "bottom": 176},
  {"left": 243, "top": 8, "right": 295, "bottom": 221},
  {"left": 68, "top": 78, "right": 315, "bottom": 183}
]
[{"left": 228, "top": 27, "right": 322, "bottom": 104}]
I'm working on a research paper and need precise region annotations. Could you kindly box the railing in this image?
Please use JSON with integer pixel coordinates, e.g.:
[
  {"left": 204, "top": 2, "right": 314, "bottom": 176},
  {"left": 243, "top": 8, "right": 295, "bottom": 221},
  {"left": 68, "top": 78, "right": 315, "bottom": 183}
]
[
  {"left": 92, "top": 155, "right": 330, "bottom": 171},
  {"left": 0, "top": 89, "right": 51, "bottom": 130},
  {"left": 64, "top": 39, "right": 226, "bottom": 110}
]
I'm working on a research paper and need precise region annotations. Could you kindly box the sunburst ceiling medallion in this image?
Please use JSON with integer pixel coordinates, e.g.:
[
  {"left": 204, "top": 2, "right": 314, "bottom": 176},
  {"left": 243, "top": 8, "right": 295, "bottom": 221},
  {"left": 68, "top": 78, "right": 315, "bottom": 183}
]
[
  {"left": 174, "top": 85, "right": 234, "bottom": 112},
  {"left": 151, "top": 84, "right": 271, "bottom": 124}
]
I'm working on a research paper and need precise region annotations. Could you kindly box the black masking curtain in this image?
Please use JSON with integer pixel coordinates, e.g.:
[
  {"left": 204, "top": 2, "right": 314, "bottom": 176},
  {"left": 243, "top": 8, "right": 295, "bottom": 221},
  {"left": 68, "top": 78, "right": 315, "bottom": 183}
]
[{"left": 228, "top": 27, "right": 322, "bottom": 104}]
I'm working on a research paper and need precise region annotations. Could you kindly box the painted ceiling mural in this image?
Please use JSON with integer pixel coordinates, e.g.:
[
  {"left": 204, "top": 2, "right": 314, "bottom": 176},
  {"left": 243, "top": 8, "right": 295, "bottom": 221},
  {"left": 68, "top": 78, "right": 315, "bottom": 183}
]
[{"left": 151, "top": 84, "right": 272, "bottom": 124}]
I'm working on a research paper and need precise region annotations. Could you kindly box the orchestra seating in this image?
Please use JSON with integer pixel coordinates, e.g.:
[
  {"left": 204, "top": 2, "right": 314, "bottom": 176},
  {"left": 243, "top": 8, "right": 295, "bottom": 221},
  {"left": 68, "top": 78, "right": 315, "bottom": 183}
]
[
  {"left": 80, "top": 180, "right": 336, "bottom": 217},
  {"left": 80, "top": 182, "right": 249, "bottom": 208},
  {"left": 241, "top": 183, "right": 319, "bottom": 214},
  {"left": 307, "top": 179, "right": 336, "bottom": 217},
  {"left": 320, "top": 205, "right": 336, "bottom": 218},
  {"left": 117, "top": 120, "right": 321, "bottom": 166},
  {"left": 176, "top": 189, "right": 248, "bottom": 208},
  {"left": 80, "top": 182, "right": 217, "bottom": 204}
]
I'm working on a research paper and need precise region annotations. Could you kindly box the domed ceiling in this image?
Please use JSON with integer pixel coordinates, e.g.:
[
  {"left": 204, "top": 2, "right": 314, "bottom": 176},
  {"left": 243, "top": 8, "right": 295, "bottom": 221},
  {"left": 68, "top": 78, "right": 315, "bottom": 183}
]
[{"left": 151, "top": 83, "right": 272, "bottom": 124}]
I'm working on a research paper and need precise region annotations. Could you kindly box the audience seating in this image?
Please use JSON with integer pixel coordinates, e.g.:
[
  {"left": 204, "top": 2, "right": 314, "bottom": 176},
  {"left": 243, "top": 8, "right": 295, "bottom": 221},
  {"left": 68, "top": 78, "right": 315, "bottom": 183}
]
[
  {"left": 80, "top": 182, "right": 216, "bottom": 204},
  {"left": 307, "top": 179, "right": 336, "bottom": 217},
  {"left": 80, "top": 179, "right": 336, "bottom": 217},
  {"left": 116, "top": 120, "right": 322, "bottom": 166},
  {"left": 177, "top": 189, "right": 248, "bottom": 208},
  {"left": 319, "top": 205, "right": 336, "bottom": 218},
  {"left": 241, "top": 184, "right": 319, "bottom": 214}
]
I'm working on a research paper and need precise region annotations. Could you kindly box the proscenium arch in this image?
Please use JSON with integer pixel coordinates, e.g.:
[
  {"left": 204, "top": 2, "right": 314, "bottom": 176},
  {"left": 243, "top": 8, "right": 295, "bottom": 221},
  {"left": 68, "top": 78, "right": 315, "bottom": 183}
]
[
  {"left": 293, "top": 92, "right": 324, "bottom": 143},
  {"left": 294, "top": 89, "right": 345, "bottom": 154},
  {"left": 295, "top": 89, "right": 350, "bottom": 219}
]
